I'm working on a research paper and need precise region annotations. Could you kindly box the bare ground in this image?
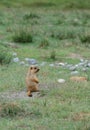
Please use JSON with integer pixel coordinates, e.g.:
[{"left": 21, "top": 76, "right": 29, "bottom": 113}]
[
  {"left": 0, "top": 83, "right": 48, "bottom": 101},
  {"left": 0, "top": 91, "right": 40, "bottom": 101}
]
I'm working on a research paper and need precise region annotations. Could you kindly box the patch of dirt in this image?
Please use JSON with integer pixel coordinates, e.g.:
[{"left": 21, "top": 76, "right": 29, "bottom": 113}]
[
  {"left": 0, "top": 91, "right": 40, "bottom": 101},
  {"left": 70, "top": 76, "right": 87, "bottom": 82},
  {"left": 72, "top": 112, "right": 90, "bottom": 121},
  {"left": 69, "top": 53, "right": 83, "bottom": 59},
  {"left": 0, "top": 83, "right": 60, "bottom": 101}
]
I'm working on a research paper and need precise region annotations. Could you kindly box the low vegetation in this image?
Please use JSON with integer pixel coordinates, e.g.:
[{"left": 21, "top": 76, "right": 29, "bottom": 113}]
[
  {"left": 0, "top": 44, "right": 12, "bottom": 64},
  {"left": 0, "top": 0, "right": 90, "bottom": 130},
  {"left": 12, "top": 26, "right": 33, "bottom": 43}
]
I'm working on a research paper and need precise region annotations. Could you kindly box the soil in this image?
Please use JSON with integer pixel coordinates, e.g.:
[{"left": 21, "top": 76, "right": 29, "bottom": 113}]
[{"left": 0, "top": 91, "right": 40, "bottom": 101}]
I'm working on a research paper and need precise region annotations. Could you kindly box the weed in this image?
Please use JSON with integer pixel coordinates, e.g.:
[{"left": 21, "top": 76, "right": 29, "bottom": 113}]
[
  {"left": 12, "top": 26, "right": 33, "bottom": 43},
  {"left": 0, "top": 44, "right": 12, "bottom": 64},
  {"left": 52, "top": 29, "right": 76, "bottom": 40},
  {"left": 39, "top": 90, "right": 48, "bottom": 97},
  {"left": 50, "top": 50, "right": 56, "bottom": 60},
  {"left": 23, "top": 13, "right": 39, "bottom": 20},
  {"left": 29, "top": 108, "right": 43, "bottom": 119},
  {"left": 80, "top": 33, "right": 90, "bottom": 43},
  {"left": 64, "top": 0, "right": 90, "bottom": 9},
  {"left": 30, "top": 2, "right": 56, "bottom": 7},
  {"left": 0, "top": 103, "right": 25, "bottom": 117},
  {"left": 39, "top": 38, "right": 49, "bottom": 48}
]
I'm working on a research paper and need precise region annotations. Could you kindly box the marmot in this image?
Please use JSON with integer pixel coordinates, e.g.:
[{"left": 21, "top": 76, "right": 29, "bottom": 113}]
[{"left": 26, "top": 65, "right": 40, "bottom": 97}]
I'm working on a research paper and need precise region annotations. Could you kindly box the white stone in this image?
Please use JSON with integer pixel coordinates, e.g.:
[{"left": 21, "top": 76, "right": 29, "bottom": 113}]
[
  {"left": 58, "top": 62, "right": 65, "bottom": 66},
  {"left": 78, "top": 62, "right": 85, "bottom": 66},
  {"left": 82, "top": 68, "right": 87, "bottom": 72},
  {"left": 57, "top": 79, "right": 65, "bottom": 83},
  {"left": 49, "top": 64, "right": 54, "bottom": 67},
  {"left": 20, "top": 61, "right": 25, "bottom": 65},
  {"left": 13, "top": 57, "right": 19, "bottom": 62},
  {"left": 71, "top": 71, "right": 79, "bottom": 75},
  {"left": 69, "top": 66, "right": 76, "bottom": 71},
  {"left": 80, "top": 59, "right": 84, "bottom": 62},
  {"left": 25, "top": 58, "right": 37, "bottom": 65},
  {"left": 87, "top": 63, "right": 90, "bottom": 67}
]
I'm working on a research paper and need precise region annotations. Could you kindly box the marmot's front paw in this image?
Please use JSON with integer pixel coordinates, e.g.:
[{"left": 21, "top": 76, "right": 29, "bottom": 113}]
[{"left": 28, "top": 94, "right": 32, "bottom": 97}]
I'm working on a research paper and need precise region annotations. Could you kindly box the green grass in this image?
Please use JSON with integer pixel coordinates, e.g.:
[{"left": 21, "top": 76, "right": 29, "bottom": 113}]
[
  {"left": 0, "top": 0, "right": 90, "bottom": 130},
  {"left": 0, "top": 0, "right": 90, "bottom": 9}
]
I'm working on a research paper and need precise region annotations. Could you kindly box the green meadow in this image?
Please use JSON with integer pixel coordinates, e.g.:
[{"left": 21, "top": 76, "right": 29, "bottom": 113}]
[{"left": 0, "top": 0, "right": 90, "bottom": 130}]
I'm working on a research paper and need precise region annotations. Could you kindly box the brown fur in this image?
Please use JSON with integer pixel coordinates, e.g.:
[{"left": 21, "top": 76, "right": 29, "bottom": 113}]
[{"left": 26, "top": 65, "right": 40, "bottom": 97}]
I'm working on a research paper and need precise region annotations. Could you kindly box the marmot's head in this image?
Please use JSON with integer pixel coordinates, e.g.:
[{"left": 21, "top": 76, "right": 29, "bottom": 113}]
[{"left": 30, "top": 65, "right": 40, "bottom": 74}]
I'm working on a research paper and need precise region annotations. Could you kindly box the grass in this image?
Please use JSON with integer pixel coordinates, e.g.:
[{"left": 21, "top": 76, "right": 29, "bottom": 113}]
[
  {"left": 0, "top": 44, "right": 12, "bottom": 64},
  {"left": 12, "top": 26, "right": 33, "bottom": 43},
  {"left": 0, "top": 0, "right": 90, "bottom": 130}
]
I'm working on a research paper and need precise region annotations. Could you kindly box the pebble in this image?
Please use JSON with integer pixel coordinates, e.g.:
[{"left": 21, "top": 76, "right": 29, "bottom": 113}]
[
  {"left": 66, "top": 64, "right": 72, "bottom": 68},
  {"left": 80, "top": 59, "right": 84, "bottom": 62},
  {"left": 49, "top": 64, "right": 54, "bottom": 67},
  {"left": 82, "top": 68, "right": 87, "bottom": 72},
  {"left": 57, "top": 79, "right": 65, "bottom": 83},
  {"left": 78, "top": 62, "right": 85, "bottom": 66},
  {"left": 40, "top": 62, "right": 47, "bottom": 66},
  {"left": 12, "top": 53, "right": 90, "bottom": 79},
  {"left": 20, "top": 61, "right": 25, "bottom": 65},
  {"left": 87, "top": 63, "right": 90, "bottom": 67},
  {"left": 13, "top": 57, "right": 19, "bottom": 62},
  {"left": 75, "top": 64, "right": 79, "bottom": 68},
  {"left": 69, "top": 66, "right": 76, "bottom": 71},
  {"left": 58, "top": 62, "right": 65, "bottom": 66},
  {"left": 27, "top": 58, "right": 37, "bottom": 65},
  {"left": 71, "top": 71, "right": 79, "bottom": 75}
]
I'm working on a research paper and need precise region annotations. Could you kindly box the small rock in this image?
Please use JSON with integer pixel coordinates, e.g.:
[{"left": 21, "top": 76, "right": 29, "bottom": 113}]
[
  {"left": 75, "top": 64, "right": 79, "bottom": 68},
  {"left": 13, "top": 57, "right": 19, "bottom": 62},
  {"left": 78, "top": 62, "right": 85, "bottom": 66},
  {"left": 80, "top": 59, "right": 84, "bottom": 62},
  {"left": 71, "top": 71, "right": 79, "bottom": 75},
  {"left": 66, "top": 64, "right": 72, "bottom": 68},
  {"left": 84, "top": 60, "right": 88, "bottom": 63},
  {"left": 58, "top": 62, "right": 65, "bottom": 66},
  {"left": 20, "top": 61, "right": 25, "bottom": 65},
  {"left": 69, "top": 66, "right": 76, "bottom": 71},
  {"left": 40, "top": 62, "right": 47, "bottom": 66},
  {"left": 49, "top": 64, "right": 54, "bottom": 67},
  {"left": 25, "top": 58, "right": 37, "bottom": 65},
  {"left": 87, "top": 63, "right": 90, "bottom": 67},
  {"left": 57, "top": 79, "right": 65, "bottom": 83},
  {"left": 82, "top": 68, "right": 87, "bottom": 72}
]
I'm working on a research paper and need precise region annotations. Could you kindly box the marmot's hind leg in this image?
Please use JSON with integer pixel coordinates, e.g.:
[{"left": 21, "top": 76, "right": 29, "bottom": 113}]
[
  {"left": 27, "top": 90, "right": 32, "bottom": 97},
  {"left": 32, "top": 85, "right": 39, "bottom": 92}
]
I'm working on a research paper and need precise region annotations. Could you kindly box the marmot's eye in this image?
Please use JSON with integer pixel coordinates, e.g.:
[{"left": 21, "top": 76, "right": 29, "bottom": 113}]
[
  {"left": 31, "top": 67, "right": 32, "bottom": 70},
  {"left": 34, "top": 67, "right": 37, "bottom": 69}
]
